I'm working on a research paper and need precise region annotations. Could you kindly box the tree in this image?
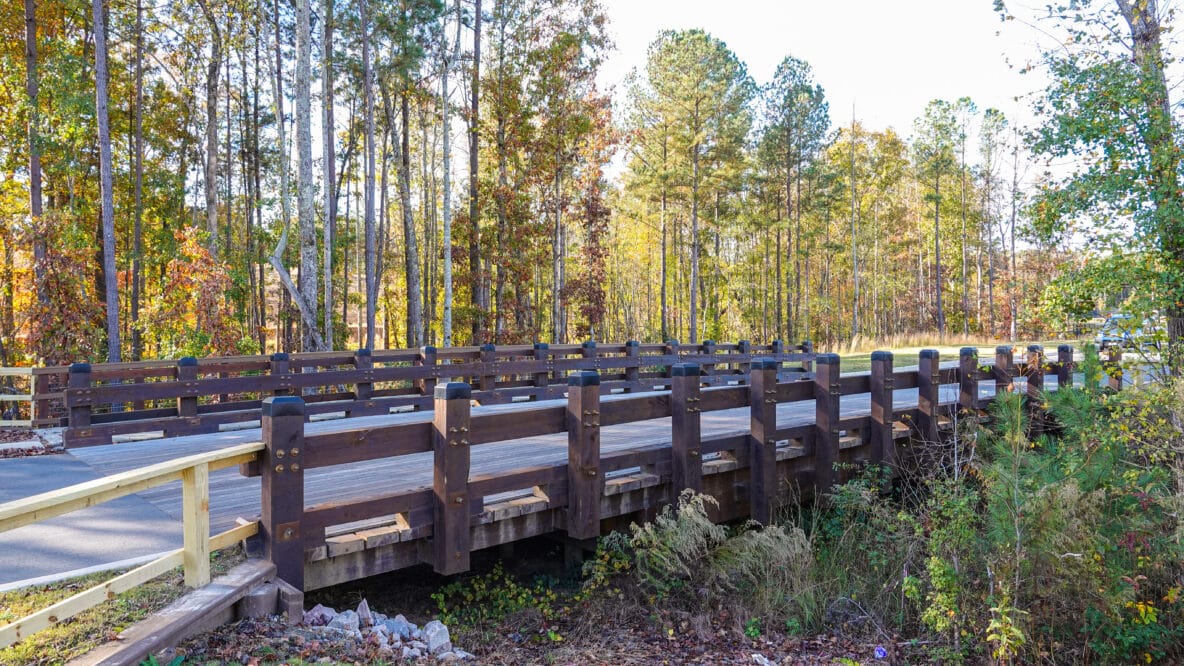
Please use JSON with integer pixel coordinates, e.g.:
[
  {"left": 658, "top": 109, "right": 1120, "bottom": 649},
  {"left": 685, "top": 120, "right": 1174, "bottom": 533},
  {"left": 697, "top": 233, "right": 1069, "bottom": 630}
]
[
  {"left": 195, "top": 0, "right": 221, "bottom": 257},
  {"left": 295, "top": 0, "right": 318, "bottom": 350},
  {"left": 23, "top": 0, "right": 45, "bottom": 303},
  {"left": 92, "top": 0, "right": 119, "bottom": 362},
  {"left": 913, "top": 99, "right": 957, "bottom": 337}
]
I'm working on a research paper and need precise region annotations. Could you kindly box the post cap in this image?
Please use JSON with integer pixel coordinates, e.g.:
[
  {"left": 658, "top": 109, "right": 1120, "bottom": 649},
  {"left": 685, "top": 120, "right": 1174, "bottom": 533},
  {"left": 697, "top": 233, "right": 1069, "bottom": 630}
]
[
  {"left": 568, "top": 370, "right": 600, "bottom": 386},
  {"left": 1058, "top": 344, "right": 1073, "bottom": 354},
  {"left": 1028, "top": 344, "right": 1044, "bottom": 353},
  {"left": 625, "top": 340, "right": 639, "bottom": 347},
  {"left": 816, "top": 353, "right": 841, "bottom": 365},
  {"left": 177, "top": 356, "right": 198, "bottom": 367},
  {"left": 434, "top": 382, "right": 472, "bottom": 400},
  {"left": 480, "top": 343, "right": 496, "bottom": 352},
  {"left": 666, "top": 339, "right": 680, "bottom": 347},
  {"left": 752, "top": 358, "right": 779, "bottom": 370},
  {"left": 262, "top": 396, "right": 305, "bottom": 417},
  {"left": 871, "top": 350, "right": 894, "bottom": 362},
  {"left": 69, "top": 362, "right": 91, "bottom": 373},
  {"left": 421, "top": 345, "right": 437, "bottom": 354},
  {"left": 271, "top": 352, "right": 290, "bottom": 362},
  {"left": 995, "top": 346, "right": 1013, "bottom": 355},
  {"left": 960, "top": 347, "right": 978, "bottom": 357},
  {"left": 533, "top": 342, "right": 549, "bottom": 350},
  {"left": 801, "top": 340, "right": 814, "bottom": 349},
  {"left": 355, "top": 348, "right": 371, "bottom": 357},
  {"left": 671, "top": 363, "right": 700, "bottom": 376},
  {"left": 737, "top": 339, "right": 750, "bottom": 347},
  {"left": 702, "top": 340, "right": 715, "bottom": 346},
  {"left": 582, "top": 340, "right": 596, "bottom": 348},
  {"left": 919, "top": 349, "right": 940, "bottom": 360}
]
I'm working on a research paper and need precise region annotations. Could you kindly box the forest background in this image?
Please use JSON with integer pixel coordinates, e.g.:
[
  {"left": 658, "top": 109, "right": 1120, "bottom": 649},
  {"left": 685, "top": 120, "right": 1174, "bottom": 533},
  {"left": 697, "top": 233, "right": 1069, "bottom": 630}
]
[{"left": 0, "top": 0, "right": 1171, "bottom": 365}]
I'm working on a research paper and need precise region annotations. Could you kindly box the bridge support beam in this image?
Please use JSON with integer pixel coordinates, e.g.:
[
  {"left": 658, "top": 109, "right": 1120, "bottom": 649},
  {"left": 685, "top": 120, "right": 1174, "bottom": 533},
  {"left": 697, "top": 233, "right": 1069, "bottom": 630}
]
[
  {"left": 566, "top": 371, "right": 602, "bottom": 539},
  {"left": 671, "top": 363, "right": 702, "bottom": 495},
  {"left": 433, "top": 382, "right": 472, "bottom": 575},
  {"left": 262, "top": 396, "right": 306, "bottom": 590}
]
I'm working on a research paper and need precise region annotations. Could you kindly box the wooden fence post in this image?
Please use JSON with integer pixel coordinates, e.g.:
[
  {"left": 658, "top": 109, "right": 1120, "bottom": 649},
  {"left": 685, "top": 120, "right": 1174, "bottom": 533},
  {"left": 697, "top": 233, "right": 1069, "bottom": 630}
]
[
  {"left": 354, "top": 348, "right": 373, "bottom": 401},
  {"left": 802, "top": 340, "right": 814, "bottom": 375},
  {"left": 1027, "top": 345, "right": 1045, "bottom": 400},
  {"left": 417, "top": 345, "right": 438, "bottom": 396},
  {"left": 1108, "top": 347, "right": 1123, "bottom": 391},
  {"left": 869, "top": 351, "right": 895, "bottom": 467},
  {"left": 994, "top": 346, "right": 1013, "bottom": 397},
  {"left": 959, "top": 347, "right": 979, "bottom": 413},
  {"left": 737, "top": 340, "right": 751, "bottom": 379},
  {"left": 1057, "top": 344, "right": 1074, "bottom": 389},
  {"left": 182, "top": 460, "right": 211, "bottom": 587},
  {"left": 533, "top": 343, "right": 550, "bottom": 391},
  {"left": 701, "top": 340, "right": 717, "bottom": 379},
  {"left": 68, "top": 363, "right": 92, "bottom": 431},
  {"left": 671, "top": 363, "right": 702, "bottom": 495},
  {"left": 813, "top": 353, "right": 840, "bottom": 494},
  {"left": 624, "top": 340, "right": 640, "bottom": 386},
  {"left": 479, "top": 344, "right": 497, "bottom": 392},
  {"left": 749, "top": 359, "right": 778, "bottom": 524},
  {"left": 261, "top": 396, "right": 305, "bottom": 590},
  {"left": 917, "top": 350, "right": 941, "bottom": 444},
  {"left": 177, "top": 357, "right": 198, "bottom": 418},
  {"left": 433, "top": 382, "right": 472, "bottom": 575},
  {"left": 566, "top": 370, "right": 601, "bottom": 539},
  {"left": 270, "top": 353, "right": 292, "bottom": 397},
  {"left": 33, "top": 371, "right": 51, "bottom": 425}
]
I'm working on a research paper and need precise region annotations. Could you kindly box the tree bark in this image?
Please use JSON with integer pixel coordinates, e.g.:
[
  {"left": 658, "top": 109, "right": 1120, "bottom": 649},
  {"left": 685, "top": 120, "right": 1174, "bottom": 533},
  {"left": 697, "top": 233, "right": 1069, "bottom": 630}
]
[
  {"left": 441, "top": 0, "right": 461, "bottom": 346},
  {"left": 131, "top": 0, "right": 144, "bottom": 360},
  {"left": 322, "top": 0, "right": 336, "bottom": 348},
  {"left": 296, "top": 0, "right": 319, "bottom": 350},
  {"left": 468, "top": 0, "right": 482, "bottom": 342},
  {"left": 93, "top": 0, "right": 120, "bottom": 362},
  {"left": 361, "top": 0, "right": 376, "bottom": 350},
  {"left": 196, "top": 0, "right": 221, "bottom": 258},
  {"left": 24, "top": 0, "right": 45, "bottom": 303}
]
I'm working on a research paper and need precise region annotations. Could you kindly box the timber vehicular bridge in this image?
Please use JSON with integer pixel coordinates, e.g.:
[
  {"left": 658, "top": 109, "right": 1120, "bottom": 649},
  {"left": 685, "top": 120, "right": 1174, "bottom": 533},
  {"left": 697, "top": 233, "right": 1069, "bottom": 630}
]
[{"left": 0, "top": 340, "right": 1120, "bottom": 662}]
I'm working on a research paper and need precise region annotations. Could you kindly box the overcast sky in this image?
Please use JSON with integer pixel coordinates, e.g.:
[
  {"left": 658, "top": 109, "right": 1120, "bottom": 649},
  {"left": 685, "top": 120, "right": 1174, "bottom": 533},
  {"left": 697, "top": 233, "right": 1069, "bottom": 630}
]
[{"left": 595, "top": 0, "right": 1048, "bottom": 139}]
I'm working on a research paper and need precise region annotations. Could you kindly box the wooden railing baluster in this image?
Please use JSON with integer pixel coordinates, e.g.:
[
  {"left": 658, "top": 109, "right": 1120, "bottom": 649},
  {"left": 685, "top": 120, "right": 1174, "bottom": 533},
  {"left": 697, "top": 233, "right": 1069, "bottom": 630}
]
[
  {"left": 1027, "top": 344, "right": 1045, "bottom": 400},
  {"left": 181, "top": 461, "right": 211, "bottom": 587},
  {"left": 1057, "top": 344, "right": 1074, "bottom": 388},
  {"left": 959, "top": 347, "right": 979, "bottom": 412},
  {"left": 566, "top": 370, "right": 601, "bottom": 539}
]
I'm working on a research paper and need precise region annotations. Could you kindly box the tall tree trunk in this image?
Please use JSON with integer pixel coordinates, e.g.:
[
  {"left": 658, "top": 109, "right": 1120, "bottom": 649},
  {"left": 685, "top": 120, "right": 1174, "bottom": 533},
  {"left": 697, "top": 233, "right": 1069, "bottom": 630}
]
[
  {"left": 130, "top": 0, "right": 144, "bottom": 360},
  {"left": 322, "top": 0, "right": 336, "bottom": 348},
  {"left": 296, "top": 0, "right": 319, "bottom": 350},
  {"left": 361, "top": 0, "right": 376, "bottom": 350},
  {"left": 960, "top": 134, "right": 969, "bottom": 336},
  {"left": 93, "top": 0, "right": 120, "bottom": 362},
  {"left": 850, "top": 111, "right": 859, "bottom": 340},
  {"left": 468, "top": 0, "right": 482, "bottom": 342},
  {"left": 441, "top": 0, "right": 461, "bottom": 346},
  {"left": 934, "top": 172, "right": 945, "bottom": 337},
  {"left": 24, "top": 0, "right": 45, "bottom": 303},
  {"left": 398, "top": 93, "right": 423, "bottom": 347},
  {"left": 689, "top": 144, "right": 699, "bottom": 344},
  {"left": 196, "top": 0, "right": 221, "bottom": 258}
]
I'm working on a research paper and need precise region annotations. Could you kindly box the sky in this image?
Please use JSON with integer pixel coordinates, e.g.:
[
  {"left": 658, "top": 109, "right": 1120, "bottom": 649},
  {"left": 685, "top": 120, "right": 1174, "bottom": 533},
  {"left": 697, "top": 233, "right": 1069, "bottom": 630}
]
[{"left": 595, "top": 0, "right": 1049, "bottom": 139}]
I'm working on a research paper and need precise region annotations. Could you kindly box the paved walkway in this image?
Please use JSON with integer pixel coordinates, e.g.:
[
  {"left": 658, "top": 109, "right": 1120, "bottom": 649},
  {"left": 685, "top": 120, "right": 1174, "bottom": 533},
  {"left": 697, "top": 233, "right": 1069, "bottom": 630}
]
[{"left": 0, "top": 366, "right": 1053, "bottom": 589}]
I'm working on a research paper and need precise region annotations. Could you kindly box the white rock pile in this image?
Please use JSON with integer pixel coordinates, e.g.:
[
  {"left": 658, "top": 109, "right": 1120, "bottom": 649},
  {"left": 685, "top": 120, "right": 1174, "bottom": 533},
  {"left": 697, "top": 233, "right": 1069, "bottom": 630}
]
[{"left": 302, "top": 600, "right": 476, "bottom": 662}]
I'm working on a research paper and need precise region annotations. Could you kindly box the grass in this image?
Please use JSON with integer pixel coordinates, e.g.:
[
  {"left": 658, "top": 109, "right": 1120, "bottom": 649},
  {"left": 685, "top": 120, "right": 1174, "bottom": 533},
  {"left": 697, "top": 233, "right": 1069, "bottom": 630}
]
[
  {"left": 0, "top": 547, "right": 245, "bottom": 666},
  {"left": 837, "top": 338, "right": 1081, "bottom": 374}
]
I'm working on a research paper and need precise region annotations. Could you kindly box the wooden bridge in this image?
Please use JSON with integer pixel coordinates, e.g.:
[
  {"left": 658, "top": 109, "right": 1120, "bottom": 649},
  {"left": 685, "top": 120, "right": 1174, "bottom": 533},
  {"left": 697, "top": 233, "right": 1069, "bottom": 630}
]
[{"left": 0, "top": 341, "right": 1122, "bottom": 659}]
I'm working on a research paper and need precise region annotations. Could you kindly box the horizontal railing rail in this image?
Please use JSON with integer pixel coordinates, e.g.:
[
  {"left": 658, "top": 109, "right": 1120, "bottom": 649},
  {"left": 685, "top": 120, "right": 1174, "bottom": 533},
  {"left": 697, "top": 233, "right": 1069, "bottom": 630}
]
[
  {"left": 0, "top": 367, "right": 34, "bottom": 428},
  {"left": 0, "top": 443, "right": 264, "bottom": 649}
]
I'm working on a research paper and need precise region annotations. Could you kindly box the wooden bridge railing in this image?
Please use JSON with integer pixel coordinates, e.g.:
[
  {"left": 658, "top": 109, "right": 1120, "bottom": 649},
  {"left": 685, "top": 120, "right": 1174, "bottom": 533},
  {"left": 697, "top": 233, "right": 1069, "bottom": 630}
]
[
  {"left": 0, "top": 444, "right": 262, "bottom": 649},
  {"left": 254, "top": 344, "right": 1096, "bottom": 591},
  {"left": 0, "top": 367, "right": 34, "bottom": 428},
  {"left": 49, "top": 340, "right": 814, "bottom": 447}
]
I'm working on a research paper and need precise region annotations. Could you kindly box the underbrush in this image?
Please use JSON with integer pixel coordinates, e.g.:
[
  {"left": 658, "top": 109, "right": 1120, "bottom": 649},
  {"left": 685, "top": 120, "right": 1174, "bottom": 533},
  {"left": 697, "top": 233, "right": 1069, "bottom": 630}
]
[{"left": 432, "top": 348, "right": 1184, "bottom": 663}]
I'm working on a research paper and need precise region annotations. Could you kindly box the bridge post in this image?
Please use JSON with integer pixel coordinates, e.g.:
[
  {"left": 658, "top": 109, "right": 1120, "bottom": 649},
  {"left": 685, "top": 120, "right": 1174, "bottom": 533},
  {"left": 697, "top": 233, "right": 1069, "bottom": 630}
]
[
  {"left": 917, "top": 350, "right": 941, "bottom": 445},
  {"left": 269, "top": 353, "right": 292, "bottom": 397},
  {"left": 417, "top": 345, "right": 438, "bottom": 396},
  {"left": 262, "top": 396, "right": 306, "bottom": 590},
  {"left": 671, "top": 363, "right": 702, "bottom": 495},
  {"left": 533, "top": 343, "right": 550, "bottom": 393},
  {"left": 566, "top": 371, "right": 602, "bottom": 539},
  {"left": 663, "top": 340, "right": 679, "bottom": 387},
  {"left": 1107, "top": 347, "right": 1123, "bottom": 391},
  {"left": 813, "top": 354, "right": 840, "bottom": 495},
  {"left": 67, "top": 363, "right": 93, "bottom": 435},
  {"left": 994, "top": 346, "right": 1013, "bottom": 396},
  {"left": 1027, "top": 345, "right": 1045, "bottom": 400},
  {"left": 959, "top": 348, "right": 979, "bottom": 413},
  {"left": 736, "top": 340, "right": 751, "bottom": 380},
  {"left": 433, "top": 382, "right": 472, "bottom": 575},
  {"left": 801, "top": 340, "right": 815, "bottom": 376},
  {"left": 177, "top": 357, "right": 198, "bottom": 418},
  {"left": 624, "top": 340, "right": 640, "bottom": 387},
  {"left": 479, "top": 344, "right": 497, "bottom": 393},
  {"left": 1057, "top": 344, "right": 1074, "bottom": 388},
  {"left": 749, "top": 359, "right": 778, "bottom": 524},
  {"left": 869, "top": 351, "right": 895, "bottom": 468},
  {"left": 700, "top": 340, "right": 717, "bottom": 382},
  {"left": 353, "top": 349, "right": 373, "bottom": 401}
]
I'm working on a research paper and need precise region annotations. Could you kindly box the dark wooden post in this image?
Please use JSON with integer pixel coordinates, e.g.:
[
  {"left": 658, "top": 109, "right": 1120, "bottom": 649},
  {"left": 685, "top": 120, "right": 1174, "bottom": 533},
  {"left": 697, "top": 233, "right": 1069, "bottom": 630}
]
[
  {"left": 813, "top": 353, "right": 840, "bottom": 494},
  {"left": 416, "top": 346, "right": 438, "bottom": 396},
  {"left": 1057, "top": 344, "right": 1074, "bottom": 389},
  {"left": 801, "top": 340, "right": 815, "bottom": 375},
  {"left": 177, "top": 357, "right": 198, "bottom": 418},
  {"left": 917, "top": 350, "right": 941, "bottom": 444},
  {"left": 663, "top": 339, "right": 679, "bottom": 385},
  {"left": 533, "top": 343, "right": 550, "bottom": 391},
  {"left": 736, "top": 340, "right": 751, "bottom": 379},
  {"left": 749, "top": 358, "right": 778, "bottom": 524},
  {"left": 261, "top": 396, "right": 306, "bottom": 590},
  {"left": 994, "top": 346, "right": 1013, "bottom": 397},
  {"left": 68, "top": 362, "right": 93, "bottom": 430},
  {"left": 1108, "top": 347, "right": 1123, "bottom": 391},
  {"left": 624, "top": 340, "right": 640, "bottom": 386},
  {"left": 270, "top": 353, "right": 292, "bottom": 397},
  {"left": 671, "top": 363, "right": 702, "bottom": 495},
  {"left": 959, "top": 347, "right": 979, "bottom": 413},
  {"left": 700, "top": 340, "right": 717, "bottom": 380},
  {"left": 33, "top": 371, "right": 51, "bottom": 424},
  {"left": 432, "top": 382, "right": 472, "bottom": 575},
  {"left": 582, "top": 341, "right": 597, "bottom": 379},
  {"left": 770, "top": 339, "right": 785, "bottom": 356},
  {"left": 1026, "top": 345, "right": 1045, "bottom": 400},
  {"left": 566, "top": 371, "right": 602, "bottom": 539},
  {"left": 869, "top": 351, "right": 895, "bottom": 467},
  {"left": 479, "top": 344, "right": 497, "bottom": 392},
  {"left": 353, "top": 348, "right": 373, "bottom": 401}
]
